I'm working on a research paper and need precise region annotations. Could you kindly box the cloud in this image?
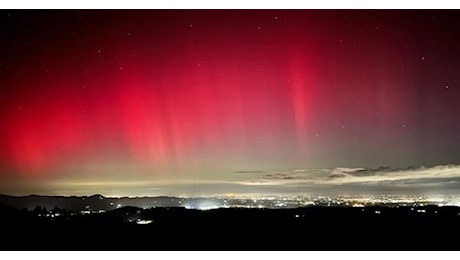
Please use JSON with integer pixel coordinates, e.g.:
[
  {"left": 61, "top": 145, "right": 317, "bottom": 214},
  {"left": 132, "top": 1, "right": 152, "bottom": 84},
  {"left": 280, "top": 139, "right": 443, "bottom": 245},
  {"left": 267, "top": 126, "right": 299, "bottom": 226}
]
[
  {"left": 324, "top": 164, "right": 460, "bottom": 185},
  {"left": 263, "top": 172, "right": 296, "bottom": 180},
  {"left": 231, "top": 164, "right": 460, "bottom": 193},
  {"left": 234, "top": 170, "right": 265, "bottom": 174},
  {"left": 293, "top": 169, "right": 307, "bottom": 173}
]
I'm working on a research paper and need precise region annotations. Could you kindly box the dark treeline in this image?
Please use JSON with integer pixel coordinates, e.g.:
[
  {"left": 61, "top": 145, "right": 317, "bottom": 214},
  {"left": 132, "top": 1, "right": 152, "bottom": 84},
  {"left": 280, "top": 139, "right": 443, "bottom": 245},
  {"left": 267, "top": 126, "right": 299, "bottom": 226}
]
[{"left": 0, "top": 203, "right": 459, "bottom": 250}]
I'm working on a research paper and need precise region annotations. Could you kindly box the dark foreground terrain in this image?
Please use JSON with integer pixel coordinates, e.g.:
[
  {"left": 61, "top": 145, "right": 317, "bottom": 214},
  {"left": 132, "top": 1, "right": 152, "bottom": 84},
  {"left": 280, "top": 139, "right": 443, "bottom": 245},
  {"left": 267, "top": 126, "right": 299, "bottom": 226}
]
[{"left": 1, "top": 204, "right": 460, "bottom": 250}]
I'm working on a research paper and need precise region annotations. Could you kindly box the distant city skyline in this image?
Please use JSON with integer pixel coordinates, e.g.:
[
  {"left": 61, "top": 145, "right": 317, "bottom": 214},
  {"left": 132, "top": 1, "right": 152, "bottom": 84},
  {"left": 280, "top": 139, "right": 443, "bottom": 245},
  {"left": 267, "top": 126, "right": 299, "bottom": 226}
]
[{"left": 1, "top": 10, "right": 460, "bottom": 196}]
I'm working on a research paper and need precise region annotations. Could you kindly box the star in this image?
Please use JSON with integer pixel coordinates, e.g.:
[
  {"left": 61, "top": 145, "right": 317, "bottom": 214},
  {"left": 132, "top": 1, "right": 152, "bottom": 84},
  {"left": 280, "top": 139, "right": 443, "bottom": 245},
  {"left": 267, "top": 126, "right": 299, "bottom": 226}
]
[
  {"left": 445, "top": 85, "right": 449, "bottom": 89},
  {"left": 274, "top": 16, "right": 278, "bottom": 20},
  {"left": 421, "top": 56, "right": 425, "bottom": 61},
  {"left": 97, "top": 49, "right": 101, "bottom": 54},
  {"left": 189, "top": 24, "right": 193, "bottom": 28},
  {"left": 257, "top": 26, "right": 262, "bottom": 30}
]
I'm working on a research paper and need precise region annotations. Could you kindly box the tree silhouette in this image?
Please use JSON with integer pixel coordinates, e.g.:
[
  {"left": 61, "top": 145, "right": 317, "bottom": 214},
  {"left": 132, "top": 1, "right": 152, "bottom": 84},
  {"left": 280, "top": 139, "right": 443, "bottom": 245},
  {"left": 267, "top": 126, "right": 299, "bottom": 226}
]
[{"left": 33, "top": 206, "right": 47, "bottom": 215}]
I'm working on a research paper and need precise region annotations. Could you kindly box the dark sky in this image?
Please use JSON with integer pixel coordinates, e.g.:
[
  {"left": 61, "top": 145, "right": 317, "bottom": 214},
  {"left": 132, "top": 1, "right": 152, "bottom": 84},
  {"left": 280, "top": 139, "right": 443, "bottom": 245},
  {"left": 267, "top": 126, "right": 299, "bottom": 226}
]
[{"left": 1, "top": 10, "right": 460, "bottom": 196}]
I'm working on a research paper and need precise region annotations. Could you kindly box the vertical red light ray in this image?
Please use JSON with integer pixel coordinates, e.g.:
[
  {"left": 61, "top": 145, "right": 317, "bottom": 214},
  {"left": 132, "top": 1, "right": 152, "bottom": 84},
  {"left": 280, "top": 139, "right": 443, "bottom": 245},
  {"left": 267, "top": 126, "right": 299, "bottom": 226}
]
[
  {"left": 287, "top": 41, "right": 316, "bottom": 160},
  {"left": 116, "top": 73, "right": 170, "bottom": 165}
]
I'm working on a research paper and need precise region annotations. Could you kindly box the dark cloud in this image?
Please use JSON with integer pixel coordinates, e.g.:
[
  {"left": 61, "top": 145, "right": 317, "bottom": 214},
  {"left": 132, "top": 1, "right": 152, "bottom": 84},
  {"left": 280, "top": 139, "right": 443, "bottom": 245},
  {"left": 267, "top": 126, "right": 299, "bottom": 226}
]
[
  {"left": 263, "top": 172, "right": 296, "bottom": 180},
  {"left": 234, "top": 170, "right": 265, "bottom": 174}
]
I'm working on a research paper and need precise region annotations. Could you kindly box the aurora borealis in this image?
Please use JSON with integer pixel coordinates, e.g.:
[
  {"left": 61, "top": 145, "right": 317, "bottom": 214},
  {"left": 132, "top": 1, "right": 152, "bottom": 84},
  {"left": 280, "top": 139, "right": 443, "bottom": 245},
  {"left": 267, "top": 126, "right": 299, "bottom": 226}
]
[{"left": 1, "top": 10, "right": 460, "bottom": 196}]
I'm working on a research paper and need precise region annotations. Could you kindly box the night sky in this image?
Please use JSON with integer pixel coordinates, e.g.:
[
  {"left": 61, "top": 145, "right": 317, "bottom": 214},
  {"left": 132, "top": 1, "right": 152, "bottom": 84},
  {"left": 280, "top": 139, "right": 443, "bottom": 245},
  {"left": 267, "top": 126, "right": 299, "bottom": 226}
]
[{"left": 1, "top": 10, "right": 460, "bottom": 196}]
